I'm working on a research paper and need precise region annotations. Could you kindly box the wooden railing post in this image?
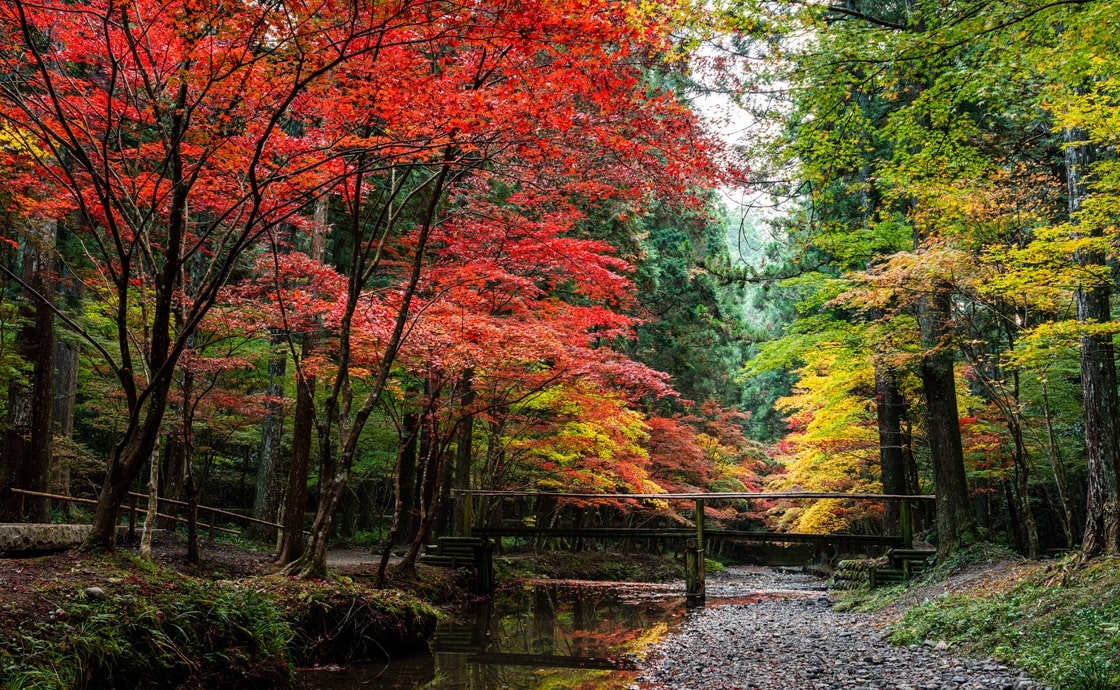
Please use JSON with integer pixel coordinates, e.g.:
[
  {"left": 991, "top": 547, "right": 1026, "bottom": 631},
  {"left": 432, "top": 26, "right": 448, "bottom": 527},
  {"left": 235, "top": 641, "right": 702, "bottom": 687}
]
[
  {"left": 128, "top": 495, "right": 138, "bottom": 539},
  {"left": 900, "top": 499, "right": 912, "bottom": 549},
  {"left": 463, "top": 492, "right": 473, "bottom": 538}
]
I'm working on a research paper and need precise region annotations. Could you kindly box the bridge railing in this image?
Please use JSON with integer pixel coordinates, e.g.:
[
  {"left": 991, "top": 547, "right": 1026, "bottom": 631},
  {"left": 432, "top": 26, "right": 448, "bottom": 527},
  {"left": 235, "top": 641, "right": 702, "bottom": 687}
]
[{"left": 452, "top": 490, "right": 936, "bottom": 598}]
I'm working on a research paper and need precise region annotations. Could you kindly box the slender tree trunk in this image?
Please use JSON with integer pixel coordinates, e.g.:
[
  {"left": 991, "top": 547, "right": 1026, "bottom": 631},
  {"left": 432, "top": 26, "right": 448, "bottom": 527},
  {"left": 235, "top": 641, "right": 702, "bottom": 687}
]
[
  {"left": 250, "top": 330, "right": 287, "bottom": 542},
  {"left": 50, "top": 235, "right": 80, "bottom": 515},
  {"left": 274, "top": 336, "right": 315, "bottom": 566},
  {"left": 376, "top": 423, "right": 422, "bottom": 587},
  {"left": 274, "top": 200, "right": 328, "bottom": 567},
  {"left": 452, "top": 368, "right": 475, "bottom": 535},
  {"left": 395, "top": 409, "right": 421, "bottom": 546},
  {"left": 50, "top": 338, "right": 79, "bottom": 512},
  {"left": 400, "top": 420, "right": 447, "bottom": 576},
  {"left": 918, "top": 283, "right": 978, "bottom": 555},
  {"left": 1007, "top": 417, "right": 1039, "bottom": 559},
  {"left": 139, "top": 436, "right": 161, "bottom": 560},
  {"left": 1040, "top": 380, "right": 1077, "bottom": 548}
]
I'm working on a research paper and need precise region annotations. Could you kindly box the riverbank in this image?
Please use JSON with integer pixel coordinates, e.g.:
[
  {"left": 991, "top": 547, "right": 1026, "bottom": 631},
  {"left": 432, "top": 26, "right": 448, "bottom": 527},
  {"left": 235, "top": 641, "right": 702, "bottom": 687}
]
[
  {"left": 0, "top": 538, "right": 443, "bottom": 689},
  {"left": 639, "top": 548, "right": 1120, "bottom": 690}
]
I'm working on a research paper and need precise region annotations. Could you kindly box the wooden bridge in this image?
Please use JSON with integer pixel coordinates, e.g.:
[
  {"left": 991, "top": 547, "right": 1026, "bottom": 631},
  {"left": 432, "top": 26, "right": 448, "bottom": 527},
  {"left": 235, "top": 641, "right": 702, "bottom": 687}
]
[{"left": 427, "top": 490, "right": 936, "bottom": 599}]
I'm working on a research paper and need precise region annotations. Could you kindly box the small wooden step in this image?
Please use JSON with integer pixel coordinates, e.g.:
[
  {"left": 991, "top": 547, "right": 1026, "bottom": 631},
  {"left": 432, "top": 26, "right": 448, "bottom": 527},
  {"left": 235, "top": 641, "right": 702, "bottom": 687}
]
[{"left": 869, "top": 567, "right": 906, "bottom": 587}]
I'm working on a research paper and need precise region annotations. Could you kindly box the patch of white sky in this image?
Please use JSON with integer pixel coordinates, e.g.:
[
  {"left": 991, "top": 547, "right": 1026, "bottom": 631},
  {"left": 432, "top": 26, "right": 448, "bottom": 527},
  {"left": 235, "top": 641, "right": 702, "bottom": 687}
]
[{"left": 685, "top": 3, "right": 813, "bottom": 268}]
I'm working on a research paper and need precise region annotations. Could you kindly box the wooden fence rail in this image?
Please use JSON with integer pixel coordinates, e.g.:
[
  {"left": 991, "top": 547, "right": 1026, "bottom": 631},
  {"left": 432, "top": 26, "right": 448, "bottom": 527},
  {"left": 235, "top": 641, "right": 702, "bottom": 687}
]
[{"left": 6, "top": 488, "right": 302, "bottom": 539}]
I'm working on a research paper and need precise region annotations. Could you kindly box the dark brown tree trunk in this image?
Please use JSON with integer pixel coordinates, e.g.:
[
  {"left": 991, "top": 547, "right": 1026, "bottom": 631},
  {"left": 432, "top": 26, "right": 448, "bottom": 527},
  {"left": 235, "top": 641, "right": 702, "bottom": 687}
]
[
  {"left": 452, "top": 368, "right": 475, "bottom": 535},
  {"left": 2, "top": 222, "right": 55, "bottom": 523},
  {"left": 1007, "top": 415, "right": 1039, "bottom": 559},
  {"left": 274, "top": 337, "right": 315, "bottom": 566},
  {"left": 875, "top": 364, "right": 907, "bottom": 534},
  {"left": 375, "top": 421, "right": 422, "bottom": 587},
  {"left": 918, "top": 283, "right": 978, "bottom": 555},
  {"left": 249, "top": 330, "right": 287, "bottom": 542},
  {"left": 400, "top": 409, "right": 447, "bottom": 575},
  {"left": 395, "top": 409, "right": 421, "bottom": 546},
  {"left": 50, "top": 339, "right": 79, "bottom": 507}
]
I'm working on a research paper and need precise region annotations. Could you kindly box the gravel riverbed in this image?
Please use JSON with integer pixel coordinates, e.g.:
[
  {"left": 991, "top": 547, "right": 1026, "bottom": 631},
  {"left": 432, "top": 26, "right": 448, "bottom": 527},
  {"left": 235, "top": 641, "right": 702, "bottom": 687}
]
[{"left": 637, "top": 566, "right": 1046, "bottom": 690}]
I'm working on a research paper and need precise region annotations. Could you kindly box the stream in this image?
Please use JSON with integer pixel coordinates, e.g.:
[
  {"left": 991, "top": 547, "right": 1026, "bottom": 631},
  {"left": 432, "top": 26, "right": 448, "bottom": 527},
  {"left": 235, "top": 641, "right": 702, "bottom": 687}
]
[{"left": 295, "top": 566, "right": 826, "bottom": 689}]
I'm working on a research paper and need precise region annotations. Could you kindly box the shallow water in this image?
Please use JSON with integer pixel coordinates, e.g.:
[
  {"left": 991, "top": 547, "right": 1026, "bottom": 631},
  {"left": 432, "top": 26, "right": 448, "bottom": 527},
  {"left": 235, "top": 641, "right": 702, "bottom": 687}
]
[{"left": 295, "top": 567, "right": 825, "bottom": 689}]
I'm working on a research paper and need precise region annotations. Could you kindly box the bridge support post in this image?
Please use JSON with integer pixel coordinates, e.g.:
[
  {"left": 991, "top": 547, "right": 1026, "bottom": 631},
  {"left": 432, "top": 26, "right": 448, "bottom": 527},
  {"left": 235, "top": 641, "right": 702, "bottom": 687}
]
[
  {"left": 685, "top": 544, "right": 705, "bottom": 599},
  {"left": 471, "top": 538, "right": 494, "bottom": 594},
  {"left": 686, "top": 498, "right": 706, "bottom": 600}
]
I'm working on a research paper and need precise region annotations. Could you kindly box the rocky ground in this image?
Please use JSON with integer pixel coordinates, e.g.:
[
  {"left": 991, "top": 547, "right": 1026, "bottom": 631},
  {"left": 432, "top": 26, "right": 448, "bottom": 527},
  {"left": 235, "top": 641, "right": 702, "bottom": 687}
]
[{"left": 637, "top": 565, "right": 1047, "bottom": 690}]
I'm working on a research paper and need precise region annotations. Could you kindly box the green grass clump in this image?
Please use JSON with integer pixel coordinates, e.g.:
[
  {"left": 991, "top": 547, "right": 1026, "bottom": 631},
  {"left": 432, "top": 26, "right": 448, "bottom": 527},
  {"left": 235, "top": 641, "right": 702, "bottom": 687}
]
[
  {"left": 890, "top": 557, "right": 1120, "bottom": 689},
  {"left": 0, "top": 554, "right": 291, "bottom": 689}
]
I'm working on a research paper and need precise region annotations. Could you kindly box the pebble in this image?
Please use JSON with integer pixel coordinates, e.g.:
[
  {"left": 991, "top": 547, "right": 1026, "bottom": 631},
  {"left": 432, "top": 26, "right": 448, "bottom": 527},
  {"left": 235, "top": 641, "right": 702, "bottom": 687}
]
[
  {"left": 637, "top": 567, "right": 1048, "bottom": 690},
  {"left": 84, "top": 586, "right": 107, "bottom": 601}
]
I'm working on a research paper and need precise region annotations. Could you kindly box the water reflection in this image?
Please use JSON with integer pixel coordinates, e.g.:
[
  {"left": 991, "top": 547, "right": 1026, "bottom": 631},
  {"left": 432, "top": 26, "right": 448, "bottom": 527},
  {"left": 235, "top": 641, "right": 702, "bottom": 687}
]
[{"left": 296, "top": 580, "right": 686, "bottom": 689}]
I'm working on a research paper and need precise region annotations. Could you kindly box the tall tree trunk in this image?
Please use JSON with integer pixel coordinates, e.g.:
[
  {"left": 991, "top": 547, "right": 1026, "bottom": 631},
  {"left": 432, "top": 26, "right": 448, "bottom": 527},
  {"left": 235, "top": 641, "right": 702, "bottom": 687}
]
[
  {"left": 400, "top": 408, "right": 447, "bottom": 576},
  {"left": 2, "top": 220, "right": 55, "bottom": 522},
  {"left": 875, "top": 363, "right": 907, "bottom": 534},
  {"left": 918, "top": 283, "right": 978, "bottom": 555},
  {"left": 274, "top": 200, "right": 327, "bottom": 567},
  {"left": 395, "top": 409, "right": 421, "bottom": 546},
  {"left": 375, "top": 421, "right": 422, "bottom": 587},
  {"left": 250, "top": 330, "right": 287, "bottom": 542},
  {"left": 50, "top": 235, "right": 81, "bottom": 515},
  {"left": 1008, "top": 417, "right": 1039, "bottom": 559},
  {"left": 274, "top": 335, "right": 315, "bottom": 566},
  {"left": 50, "top": 339, "right": 79, "bottom": 512},
  {"left": 1067, "top": 130, "right": 1120, "bottom": 558}
]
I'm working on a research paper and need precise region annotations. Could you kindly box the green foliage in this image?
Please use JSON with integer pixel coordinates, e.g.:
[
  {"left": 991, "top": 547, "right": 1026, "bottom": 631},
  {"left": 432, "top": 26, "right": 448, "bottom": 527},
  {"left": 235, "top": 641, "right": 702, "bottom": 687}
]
[
  {"left": 1064, "top": 659, "right": 1120, "bottom": 690},
  {"left": 631, "top": 197, "right": 760, "bottom": 414},
  {"left": 889, "top": 558, "right": 1120, "bottom": 687}
]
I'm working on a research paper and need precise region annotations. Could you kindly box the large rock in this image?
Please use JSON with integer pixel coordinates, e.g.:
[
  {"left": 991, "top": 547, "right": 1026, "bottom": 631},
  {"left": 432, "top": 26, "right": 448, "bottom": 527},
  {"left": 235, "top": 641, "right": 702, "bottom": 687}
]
[{"left": 0, "top": 523, "right": 92, "bottom": 552}]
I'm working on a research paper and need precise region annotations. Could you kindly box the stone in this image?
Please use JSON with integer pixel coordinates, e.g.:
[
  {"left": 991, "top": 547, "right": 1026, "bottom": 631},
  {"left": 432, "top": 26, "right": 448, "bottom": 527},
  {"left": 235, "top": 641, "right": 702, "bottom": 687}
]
[
  {"left": 85, "top": 586, "right": 107, "bottom": 601},
  {"left": 0, "top": 523, "right": 92, "bottom": 552}
]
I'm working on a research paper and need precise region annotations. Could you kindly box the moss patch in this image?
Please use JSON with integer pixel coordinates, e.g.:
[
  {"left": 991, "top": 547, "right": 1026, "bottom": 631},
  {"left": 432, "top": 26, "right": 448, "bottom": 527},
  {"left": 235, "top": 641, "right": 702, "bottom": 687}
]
[{"left": 0, "top": 552, "right": 438, "bottom": 689}]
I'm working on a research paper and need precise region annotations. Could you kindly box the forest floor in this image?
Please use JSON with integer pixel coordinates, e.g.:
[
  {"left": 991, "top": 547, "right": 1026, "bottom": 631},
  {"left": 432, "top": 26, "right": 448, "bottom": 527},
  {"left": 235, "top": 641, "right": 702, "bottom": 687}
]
[{"left": 0, "top": 534, "right": 408, "bottom": 617}]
